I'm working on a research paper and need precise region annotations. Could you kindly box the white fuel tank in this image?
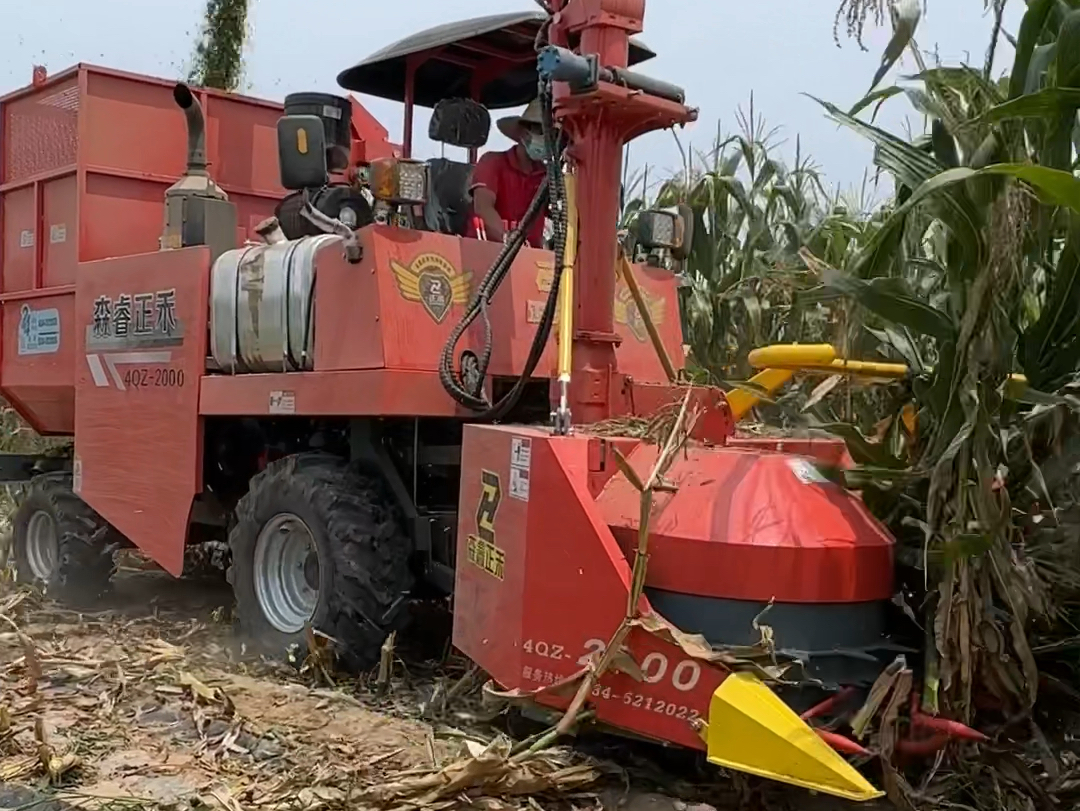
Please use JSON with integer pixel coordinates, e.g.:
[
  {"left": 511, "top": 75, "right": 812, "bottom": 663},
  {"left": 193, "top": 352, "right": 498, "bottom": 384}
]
[{"left": 209, "top": 234, "right": 340, "bottom": 373}]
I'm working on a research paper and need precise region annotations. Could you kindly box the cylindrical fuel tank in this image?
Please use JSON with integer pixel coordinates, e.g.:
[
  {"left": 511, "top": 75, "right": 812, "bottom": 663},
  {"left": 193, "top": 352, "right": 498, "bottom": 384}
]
[{"left": 209, "top": 234, "right": 340, "bottom": 373}]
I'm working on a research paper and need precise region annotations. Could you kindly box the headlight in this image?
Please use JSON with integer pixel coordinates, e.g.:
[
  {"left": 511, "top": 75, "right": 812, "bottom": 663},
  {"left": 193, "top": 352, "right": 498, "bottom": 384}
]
[
  {"left": 635, "top": 208, "right": 685, "bottom": 252},
  {"left": 369, "top": 158, "right": 428, "bottom": 204}
]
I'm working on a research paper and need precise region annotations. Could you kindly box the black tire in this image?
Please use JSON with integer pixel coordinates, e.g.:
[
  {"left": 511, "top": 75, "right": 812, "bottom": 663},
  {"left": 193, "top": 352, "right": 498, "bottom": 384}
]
[
  {"left": 228, "top": 453, "right": 413, "bottom": 670},
  {"left": 12, "top": 472, "right": 118, "bottom": 604}
]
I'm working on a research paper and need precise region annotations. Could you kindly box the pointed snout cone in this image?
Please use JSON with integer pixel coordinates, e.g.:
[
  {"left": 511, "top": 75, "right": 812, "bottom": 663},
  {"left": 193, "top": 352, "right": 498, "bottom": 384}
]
[{"left": 705, "top": 672, "right": 884, "bottom": 802}]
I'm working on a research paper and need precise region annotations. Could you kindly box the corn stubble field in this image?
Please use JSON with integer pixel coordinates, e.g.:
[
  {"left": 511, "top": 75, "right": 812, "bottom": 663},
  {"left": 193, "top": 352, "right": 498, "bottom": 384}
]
[{"left": 0, "top": 562, "right": 828, "bottom": 811}]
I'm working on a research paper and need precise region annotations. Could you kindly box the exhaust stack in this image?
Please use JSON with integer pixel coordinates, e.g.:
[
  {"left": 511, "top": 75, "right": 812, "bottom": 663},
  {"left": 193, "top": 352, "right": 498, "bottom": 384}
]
[
  {"left": 173, "top": 83, "right": 208, "bottom": 175},
  {"left": 160, "top": 82, "right": 237, "bottom": 260}
]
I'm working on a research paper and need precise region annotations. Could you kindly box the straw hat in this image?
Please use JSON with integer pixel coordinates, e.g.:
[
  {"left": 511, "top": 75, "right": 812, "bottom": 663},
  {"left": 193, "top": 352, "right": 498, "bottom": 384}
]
[{"left": 496, "top": 98, "right": 544, "bottom": 141}]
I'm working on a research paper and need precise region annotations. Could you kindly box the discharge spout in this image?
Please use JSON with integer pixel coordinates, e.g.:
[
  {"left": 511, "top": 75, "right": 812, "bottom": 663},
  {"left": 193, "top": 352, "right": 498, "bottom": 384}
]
[{"left": 173, "top": 83, "right": 208, "bottom": 175}]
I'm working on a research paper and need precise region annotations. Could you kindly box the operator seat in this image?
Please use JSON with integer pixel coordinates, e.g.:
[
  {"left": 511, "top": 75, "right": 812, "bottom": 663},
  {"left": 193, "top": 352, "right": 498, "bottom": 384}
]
[{"left": 424, "top": 98, "right": 491, "bottom": 236}]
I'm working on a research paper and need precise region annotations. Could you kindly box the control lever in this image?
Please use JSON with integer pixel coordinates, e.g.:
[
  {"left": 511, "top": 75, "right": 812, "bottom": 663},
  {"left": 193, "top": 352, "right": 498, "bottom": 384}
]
[{"left": 300, "top": 199, "right": 363, "bottom": 263}]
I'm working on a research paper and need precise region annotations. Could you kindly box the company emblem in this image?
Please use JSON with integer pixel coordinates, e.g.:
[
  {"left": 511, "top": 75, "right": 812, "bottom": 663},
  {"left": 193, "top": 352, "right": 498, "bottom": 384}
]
[
  {"left": 466, "top": 469, "right": 505, "bottom": 580},
  {"left": 614, "top": 283, "right": 666, "bottom": 343},
  {"left": 390, "top": 253, "right": 472, "bottom": 324}
]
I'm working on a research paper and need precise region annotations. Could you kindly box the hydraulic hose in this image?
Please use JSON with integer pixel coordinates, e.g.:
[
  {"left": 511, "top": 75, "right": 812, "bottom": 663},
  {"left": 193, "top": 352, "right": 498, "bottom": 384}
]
[
  {"left": 437, "top": 180, "right": 549, "bottom": 408},
  {"left": 481, "top": 83, "right": 567, "bottom": 422},
  {"left": 438, "top": 75, "right": 569, "bottom": 420}
]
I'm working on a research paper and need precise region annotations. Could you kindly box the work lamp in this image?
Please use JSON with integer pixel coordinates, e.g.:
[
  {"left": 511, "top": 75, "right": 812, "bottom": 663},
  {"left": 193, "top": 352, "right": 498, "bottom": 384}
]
[
  {"left": 368, "top": 158, "right": 428, "bottom": 205},
  {"left": 635, "top": 208, "right": 684, "bottom": 253}
]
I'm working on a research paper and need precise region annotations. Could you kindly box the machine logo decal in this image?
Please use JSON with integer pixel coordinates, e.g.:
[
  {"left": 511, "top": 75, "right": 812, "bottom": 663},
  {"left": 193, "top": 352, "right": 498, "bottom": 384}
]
[
  {"left": 390, "top": 253, "right": 472, "bottom": 324},
  {"left": 466, "top": 469, "right": 505, "bottom": 580},
  {"left": 18, "top": 305, "right": 60, "bottom": 355},
  {"left": 614, "top": 284, "right": 666, "bottom": 343},
  {"left": 86, "top": 288, "right": 184, "bottom": 351},
  {"left": 84, "top": 288, "right": 184, "bottom": 390}
]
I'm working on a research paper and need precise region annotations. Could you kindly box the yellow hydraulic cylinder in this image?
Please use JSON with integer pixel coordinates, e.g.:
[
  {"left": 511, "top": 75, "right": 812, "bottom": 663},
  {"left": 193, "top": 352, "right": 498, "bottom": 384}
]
[{"left": 556, "top": 172, "right": 578, "bottom": 383}]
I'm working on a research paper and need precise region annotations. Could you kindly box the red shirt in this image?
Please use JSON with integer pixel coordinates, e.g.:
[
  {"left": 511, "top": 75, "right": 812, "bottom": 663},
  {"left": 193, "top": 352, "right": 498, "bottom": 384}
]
[{"left": 467, "top": 148, "right": 547, "bottom": 247}]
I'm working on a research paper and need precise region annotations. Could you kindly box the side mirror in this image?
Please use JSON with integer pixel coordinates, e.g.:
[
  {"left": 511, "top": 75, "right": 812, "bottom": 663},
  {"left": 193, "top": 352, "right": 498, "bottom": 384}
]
[{"left": 277, "top": 115, "right": 329, "bottom": 191}]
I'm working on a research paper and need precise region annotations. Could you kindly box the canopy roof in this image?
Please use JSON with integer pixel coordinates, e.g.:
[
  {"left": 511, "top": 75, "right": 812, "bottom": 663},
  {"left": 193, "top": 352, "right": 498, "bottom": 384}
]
[{"left": 337, "top": 11, "right": 655, "bottom": 109}]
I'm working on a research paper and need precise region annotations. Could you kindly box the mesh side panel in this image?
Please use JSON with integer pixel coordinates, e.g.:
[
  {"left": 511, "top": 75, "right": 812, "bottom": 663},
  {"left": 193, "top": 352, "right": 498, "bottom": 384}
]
[{"left": 3, "top": 84, "right": 79, "bottom": 184}]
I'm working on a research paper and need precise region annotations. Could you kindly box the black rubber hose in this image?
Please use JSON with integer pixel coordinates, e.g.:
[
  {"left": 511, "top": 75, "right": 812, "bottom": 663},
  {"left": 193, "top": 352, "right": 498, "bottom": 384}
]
[
  {"left": 438, "top": 19, "right": 568, "bottom": 419},
  {"left": 479, "top": 84, "right": 567, "bottom": 422},
  {"left": 437, "top": 182, "right": 549, "bottom": 409}
]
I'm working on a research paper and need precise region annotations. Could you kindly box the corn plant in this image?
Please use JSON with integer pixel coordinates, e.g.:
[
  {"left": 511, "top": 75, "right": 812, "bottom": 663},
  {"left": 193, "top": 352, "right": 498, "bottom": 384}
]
[
  {"left": 622, "top": 104, "right": 888, "bottom": 383},
  {"left": 794, "top": 3, "right": 1080, "bottom": 805}
]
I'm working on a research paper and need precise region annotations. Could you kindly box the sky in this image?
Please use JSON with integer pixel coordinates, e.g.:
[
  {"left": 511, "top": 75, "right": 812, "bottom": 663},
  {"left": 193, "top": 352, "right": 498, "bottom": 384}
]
[{"left": 0, "top": 0, "right": 1026, "bottom": 201}]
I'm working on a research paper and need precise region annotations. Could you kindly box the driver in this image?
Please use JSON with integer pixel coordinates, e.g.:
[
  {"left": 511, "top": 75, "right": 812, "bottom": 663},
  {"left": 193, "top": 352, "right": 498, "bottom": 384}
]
[{"left": 467, "top": 99, "right": 548, "bottom": 248}]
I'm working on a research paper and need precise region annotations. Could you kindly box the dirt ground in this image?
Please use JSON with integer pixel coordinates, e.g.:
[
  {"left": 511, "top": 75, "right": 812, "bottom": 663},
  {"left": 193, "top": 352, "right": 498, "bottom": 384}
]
[{"left": 0, "top": 565, "right": 883, "bottom": 811}]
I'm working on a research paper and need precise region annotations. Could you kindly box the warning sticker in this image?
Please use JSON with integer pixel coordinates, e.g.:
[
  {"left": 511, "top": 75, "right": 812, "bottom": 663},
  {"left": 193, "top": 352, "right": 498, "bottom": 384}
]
[
  {"left": 18, "top": 305, "right": 60, "bottom": 355},
  {"left": 788, "top": 457, "right": 829, "bottom": 485},
  {"left": 511, "top": 437, "right": 531, "bottom": 468},
  {"left": 269, "top": 390, "right": 296, "bottom": 414},
  {"left": 509, "top": 436, "right": 531, "bottom": 502},
  {"left": 510, "top": 466, "right": 530, "bottom": 502}
]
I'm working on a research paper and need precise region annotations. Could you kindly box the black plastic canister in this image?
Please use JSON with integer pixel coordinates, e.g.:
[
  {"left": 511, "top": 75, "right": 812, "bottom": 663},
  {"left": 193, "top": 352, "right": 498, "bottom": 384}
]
[{"left": 283, "top": 92, "right": 352, "bottom": 172}]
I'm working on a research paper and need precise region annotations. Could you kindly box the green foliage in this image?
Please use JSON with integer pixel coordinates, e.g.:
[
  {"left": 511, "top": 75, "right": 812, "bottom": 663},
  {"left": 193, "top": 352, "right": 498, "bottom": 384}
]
[
  {"left": 647, "top": 2, "right": 1080, "bottom": 802},
  {"left": 188, "top": 0, "right": 251, "bottom": 92},
  {"left": 623, "top": 102, "right": 885, "bottom": 384}
]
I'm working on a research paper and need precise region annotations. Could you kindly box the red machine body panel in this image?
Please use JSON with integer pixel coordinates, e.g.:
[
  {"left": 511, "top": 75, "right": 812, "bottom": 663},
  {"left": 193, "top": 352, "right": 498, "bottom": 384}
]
[
  {"left": 2, "top": 291, "right": 76, "bottom": 433},
  {"left": 596, "top": 443, "right": 894, "bottom": 604},
  {"left": 727, "top": 435, "right": 855, "bottom": 469},
  {"left": 0, "top": 65, "right": 287, "bottom": 433},
  {"left": 454, "top": 424, "right": 727, "bottom": 750},
  {"left": 74, "top": 247, "right": 210, "bottom": 576},
  {"left": 199, "top": 229, "right": 683, "bottom": 417},
  {"left": 0, "top": 64, "right": 396, "bottom": 435}
]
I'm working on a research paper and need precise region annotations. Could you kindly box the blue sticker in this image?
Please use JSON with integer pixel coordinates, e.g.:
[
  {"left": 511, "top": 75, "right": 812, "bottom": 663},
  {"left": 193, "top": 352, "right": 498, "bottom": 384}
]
[{"left": 18, "top": 305, "right": 60, "bottom": 355}]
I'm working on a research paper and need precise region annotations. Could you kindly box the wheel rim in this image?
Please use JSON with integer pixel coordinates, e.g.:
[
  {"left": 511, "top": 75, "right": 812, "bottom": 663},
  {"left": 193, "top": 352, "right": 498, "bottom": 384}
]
[
  {"left": 25, "top": 510, "right": 59, "bottom": 581},
  {"left": 253, "top": 513, "right": 320, "bottom": 634}
]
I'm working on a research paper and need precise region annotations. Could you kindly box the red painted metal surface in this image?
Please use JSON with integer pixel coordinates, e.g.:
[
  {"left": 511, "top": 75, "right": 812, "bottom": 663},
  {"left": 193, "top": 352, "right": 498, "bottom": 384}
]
[
  {"left": 728, "top": 436, "right": 855, "bottom": 469},
  {"left": 596, "top": 442, "right": 894, "bottom": 603},
  {"left": 0, "top": 65, "right": 284, "bottom": 433},
  {"left": 0, "top": 64, "right": 395, "bottom": 435},
  {"left": 201, "top": 228, "right": 684, "bottom": 415},
  {"left": 74, "top": 246, "right": 209, "bottom": 576},
  {"left": 453, "top": 424, "right": 728, "bottom": 750}
]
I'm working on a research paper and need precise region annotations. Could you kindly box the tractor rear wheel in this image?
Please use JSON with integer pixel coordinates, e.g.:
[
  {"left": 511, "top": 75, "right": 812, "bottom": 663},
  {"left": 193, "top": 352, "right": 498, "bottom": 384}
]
[
  {"left": 228, "top": 453, "right": 413, "bottom": 670},
  {"left": 12, "top": 472, "right": 118, "bottom": 604}
]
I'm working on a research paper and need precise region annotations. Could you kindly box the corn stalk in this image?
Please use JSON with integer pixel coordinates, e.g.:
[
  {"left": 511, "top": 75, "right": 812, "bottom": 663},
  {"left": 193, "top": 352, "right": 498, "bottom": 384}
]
[
  {"left": 793, "top": 4, "right": 1080, "bottom": 806},
  {"left": 188, "top": 0, "right": 252, "bottom": 92}
]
